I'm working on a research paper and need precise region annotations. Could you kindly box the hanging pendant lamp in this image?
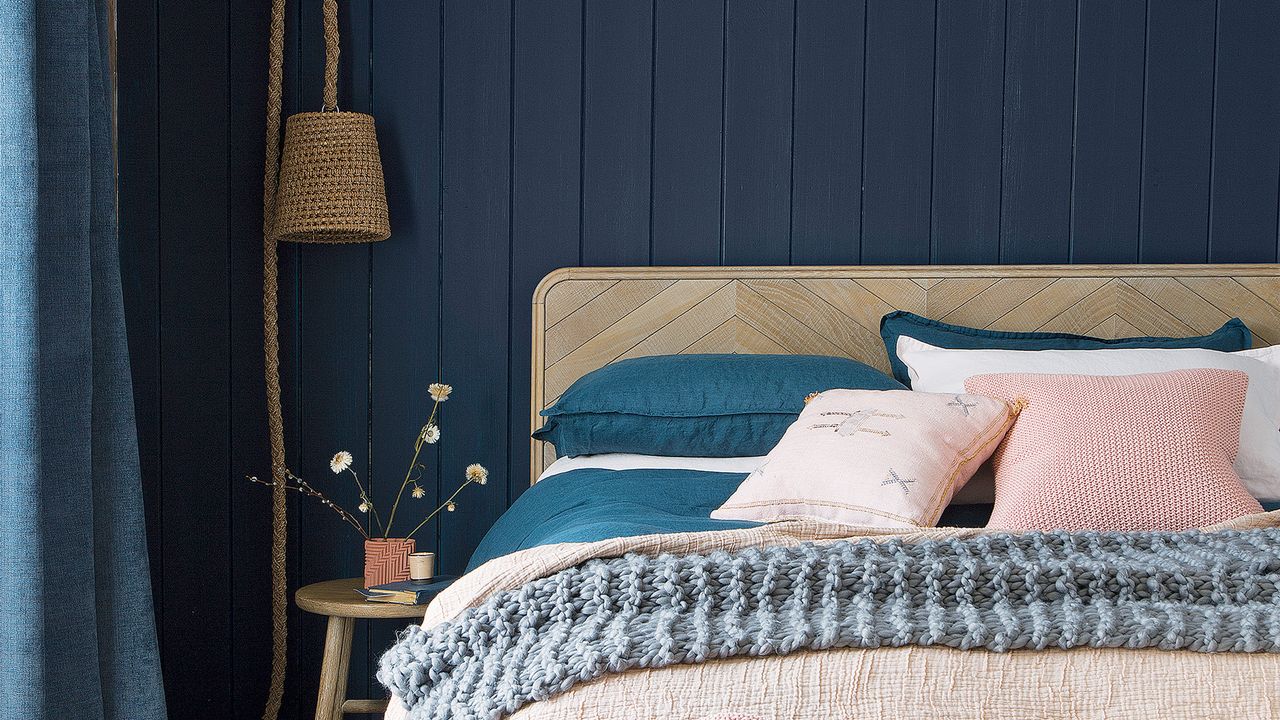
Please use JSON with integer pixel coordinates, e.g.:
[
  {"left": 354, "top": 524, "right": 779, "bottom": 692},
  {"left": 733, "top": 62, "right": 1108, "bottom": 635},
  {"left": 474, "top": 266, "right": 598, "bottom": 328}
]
[
  {"left": 258, "top": 0, "right": 391, "bottom": 718},
  {"left": 272, "top": 0, "right": 390, "bottom": 243}
]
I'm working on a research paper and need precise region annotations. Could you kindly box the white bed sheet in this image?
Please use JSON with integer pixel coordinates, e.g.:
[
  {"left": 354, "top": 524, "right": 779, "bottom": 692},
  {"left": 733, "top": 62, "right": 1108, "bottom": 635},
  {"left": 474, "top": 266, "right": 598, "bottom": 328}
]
[{"left": 537, "top": 452, "right": 766, "bottom": 481}]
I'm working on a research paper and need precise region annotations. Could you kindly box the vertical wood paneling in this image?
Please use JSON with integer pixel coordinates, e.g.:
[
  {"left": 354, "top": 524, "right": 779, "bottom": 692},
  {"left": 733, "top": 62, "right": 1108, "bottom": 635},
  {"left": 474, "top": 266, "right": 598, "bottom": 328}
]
[
  {"left": 1209, "top": 0, "right": 1280, "bottom": 263},
  {"left": 156, "top": 0, "right": 232, "bottom": 712},
  {"left": 341, "top": 0, "right": 371, "bottom": 115},
  {"left": 439, "top": 0, "right": 511, "bottom": 576},
  {"left": 861, "top": 0, "right": 934, "bottom": 264},
  {"left": 340, "top": 7, "right": 371, "bottom": 702},
  {"left": 651, "top": 0, "right": 724, "bottom": 265},
  {"left": 280, "top": 238, "right": 304, "bottom": 717},
  {"left": 721, "top": 0, "right": 794, "bottom": 264},
  {"left": 370, "top": 0, "right": 443, "bottom": 539},
  {"left": 999, "top": 0, "right": 1076, "bottom": 263},
  {"left": 511, "top": 0, "right": 583, "bottom": 500},
  {"left": 582, "top": 0, "right": 652, "bottom": 265},
  {"left": 790, "top": 0, "right": 864, "bottom": 264},
  {"left": 297, "top": 268, "right": 374, "bottom": 711},
  {"left": 1139, "top": 0, "right": 1216, "bottom": 262},
  {"left": 1070, "top": 0, "right": 1145, "bottom": 263},
  {"left": 368, "top": 0, "right": 442, "bottom": 710},
  {"left": 227, "top": 0, "right": 274, "bottom": 715},
  {"left": 118, "top": 3, "right": 1280, "bottom": 717},
  {"left": 930, "top": 0, "right": 1004, "bottom": 264}
]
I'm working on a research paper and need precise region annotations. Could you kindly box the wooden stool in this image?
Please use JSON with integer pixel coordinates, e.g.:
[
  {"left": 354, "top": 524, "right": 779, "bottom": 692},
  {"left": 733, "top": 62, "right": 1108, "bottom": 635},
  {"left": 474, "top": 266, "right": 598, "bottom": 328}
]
[{"left": 295, "top": 578, "right": 437, "bottom": 719}]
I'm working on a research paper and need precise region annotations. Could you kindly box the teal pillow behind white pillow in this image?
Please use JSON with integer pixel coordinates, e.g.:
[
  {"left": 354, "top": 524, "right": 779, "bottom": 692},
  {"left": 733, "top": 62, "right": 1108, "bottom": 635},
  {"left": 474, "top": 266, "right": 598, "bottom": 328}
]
[
  {"left": 534, "top": 353, "right": 905, "bottom": 458},
  {"left": 879, "top": 311, "right": 1252, "bottom": 387}
]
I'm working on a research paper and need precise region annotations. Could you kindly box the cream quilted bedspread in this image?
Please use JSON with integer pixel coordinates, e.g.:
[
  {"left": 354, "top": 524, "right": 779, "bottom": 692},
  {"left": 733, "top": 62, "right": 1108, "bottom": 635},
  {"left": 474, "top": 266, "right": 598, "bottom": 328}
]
[{"left": 384, "top": 513, "right": 1280, "bottom": 720}]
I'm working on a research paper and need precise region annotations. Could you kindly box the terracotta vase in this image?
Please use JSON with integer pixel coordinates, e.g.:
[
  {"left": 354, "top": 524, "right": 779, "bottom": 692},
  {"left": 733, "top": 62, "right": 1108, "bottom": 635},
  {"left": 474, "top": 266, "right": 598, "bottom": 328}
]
[{"left": 363, "top": 538, "right": 415, "bottom": 588}]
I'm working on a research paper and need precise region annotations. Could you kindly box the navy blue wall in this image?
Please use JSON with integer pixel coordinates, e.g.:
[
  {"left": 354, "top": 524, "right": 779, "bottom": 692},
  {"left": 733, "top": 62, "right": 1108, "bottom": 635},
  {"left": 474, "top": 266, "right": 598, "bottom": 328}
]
[{"left": 117, "top": 1, "right": 1280, "bottom": 718}]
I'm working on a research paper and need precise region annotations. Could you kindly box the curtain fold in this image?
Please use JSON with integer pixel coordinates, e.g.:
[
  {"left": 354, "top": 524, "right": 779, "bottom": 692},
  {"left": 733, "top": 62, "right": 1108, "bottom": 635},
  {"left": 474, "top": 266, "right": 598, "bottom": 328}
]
[{"left": 0, "top": 1, "right": 167, "bottom": 718}]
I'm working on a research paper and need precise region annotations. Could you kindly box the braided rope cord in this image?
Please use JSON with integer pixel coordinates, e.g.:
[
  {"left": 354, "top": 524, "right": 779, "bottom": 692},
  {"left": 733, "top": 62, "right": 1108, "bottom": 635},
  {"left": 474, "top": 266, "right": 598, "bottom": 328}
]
[
  {"left": 322, "top": 0, "right": 339, "bottom": 111},
  {"left": 261, "top": 0, "right": 288, "bottom": 715}
]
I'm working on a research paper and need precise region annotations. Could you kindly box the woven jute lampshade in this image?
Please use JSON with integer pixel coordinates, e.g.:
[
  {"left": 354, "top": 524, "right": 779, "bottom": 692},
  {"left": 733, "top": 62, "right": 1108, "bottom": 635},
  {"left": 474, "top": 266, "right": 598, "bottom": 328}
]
[{"left": 272, "top": 110, "right": 390, "bottom": 243}]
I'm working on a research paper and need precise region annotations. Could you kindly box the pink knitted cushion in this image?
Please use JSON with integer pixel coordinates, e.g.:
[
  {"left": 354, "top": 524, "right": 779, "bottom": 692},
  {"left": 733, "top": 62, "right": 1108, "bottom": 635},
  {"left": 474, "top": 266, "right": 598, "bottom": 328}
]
[{"left": 964, "top": 368, "right": 1262, "bottom": 532}]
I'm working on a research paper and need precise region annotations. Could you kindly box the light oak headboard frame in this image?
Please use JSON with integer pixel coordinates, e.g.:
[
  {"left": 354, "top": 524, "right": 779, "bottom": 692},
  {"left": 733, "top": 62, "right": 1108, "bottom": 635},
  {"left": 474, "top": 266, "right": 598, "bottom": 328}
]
[{"left": 530, "top": 264, "right": 1280, "bottom": 483}]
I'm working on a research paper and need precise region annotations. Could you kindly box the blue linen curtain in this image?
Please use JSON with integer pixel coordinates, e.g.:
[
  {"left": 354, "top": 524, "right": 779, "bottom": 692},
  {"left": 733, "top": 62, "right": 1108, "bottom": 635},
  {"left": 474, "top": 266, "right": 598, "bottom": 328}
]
[{"left": 0, "top": 1, "right": 167, "bottom": 718}]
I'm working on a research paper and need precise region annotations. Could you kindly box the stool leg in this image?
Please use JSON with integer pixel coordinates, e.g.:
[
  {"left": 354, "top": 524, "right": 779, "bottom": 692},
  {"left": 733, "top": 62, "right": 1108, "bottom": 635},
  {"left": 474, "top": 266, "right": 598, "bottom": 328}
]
[{"left": 315, "top": 616, "right": 355, "bottom": 720}]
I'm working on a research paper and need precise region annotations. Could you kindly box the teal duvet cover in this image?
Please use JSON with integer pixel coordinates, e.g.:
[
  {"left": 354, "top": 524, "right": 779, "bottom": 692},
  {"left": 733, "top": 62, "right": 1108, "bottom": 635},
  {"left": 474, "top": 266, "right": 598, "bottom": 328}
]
[{"left": 467, "top": 467, "right": 1001, "bottom": 571}]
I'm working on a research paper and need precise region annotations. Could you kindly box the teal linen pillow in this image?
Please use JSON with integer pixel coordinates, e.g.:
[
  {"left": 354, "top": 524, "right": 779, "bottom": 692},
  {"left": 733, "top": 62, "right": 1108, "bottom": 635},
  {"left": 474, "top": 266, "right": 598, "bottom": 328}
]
[
  {"left": 533, "top": 353, "right": 905, "bottom": 458},
  {"left": 879, "top": 311, "right": 1253, "bottom": 386}
]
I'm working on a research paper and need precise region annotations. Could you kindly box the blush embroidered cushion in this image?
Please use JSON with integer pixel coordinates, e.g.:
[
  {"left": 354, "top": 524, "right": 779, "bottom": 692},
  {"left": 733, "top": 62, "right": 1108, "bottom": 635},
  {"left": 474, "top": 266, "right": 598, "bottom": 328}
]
[
  {"left": 710, "top": 389, "right": 1019, "bottom": 529},
  {"left": 964, "top": 368, "right": 1263, "bottom": 532}
]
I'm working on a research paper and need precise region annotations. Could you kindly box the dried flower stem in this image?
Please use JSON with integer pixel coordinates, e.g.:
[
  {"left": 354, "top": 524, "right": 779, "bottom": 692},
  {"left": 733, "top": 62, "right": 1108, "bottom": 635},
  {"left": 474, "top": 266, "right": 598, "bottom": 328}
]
[
  {"left": 343, "top": 467, "right": 384, "bottom": 537},
  {"left": 382, "top": 400, "right": 441, "bottom": 538},
  {"left": 404, "top": 476, "right": 476, "bottom": 540},
  {"left": 249, "top": 473, "right": 369, "bottom": 539}
]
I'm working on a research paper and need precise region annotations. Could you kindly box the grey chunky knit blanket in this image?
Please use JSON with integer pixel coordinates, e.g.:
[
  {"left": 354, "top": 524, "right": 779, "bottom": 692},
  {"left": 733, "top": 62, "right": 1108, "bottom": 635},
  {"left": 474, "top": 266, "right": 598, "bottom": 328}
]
[{"left": 378, "top": 528, "right": 1280, "bottom": 720}]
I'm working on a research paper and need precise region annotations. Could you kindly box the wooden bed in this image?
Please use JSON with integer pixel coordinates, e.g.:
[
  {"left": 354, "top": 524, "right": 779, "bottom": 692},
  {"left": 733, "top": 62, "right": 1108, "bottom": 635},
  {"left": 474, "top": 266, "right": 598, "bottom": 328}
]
[
  {"left": 382, "top": 262, "right": 1280, "bottom": 720},
  {"left": 530, "top": 264, "right": 1280, "bottom": 481}
]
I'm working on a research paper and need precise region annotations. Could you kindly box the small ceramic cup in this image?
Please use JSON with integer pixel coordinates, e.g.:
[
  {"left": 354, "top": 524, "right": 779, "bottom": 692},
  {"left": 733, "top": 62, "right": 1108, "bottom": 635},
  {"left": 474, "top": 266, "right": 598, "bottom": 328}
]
[{"left": 408, "top": 551, "right": 436, "bottom": 582}]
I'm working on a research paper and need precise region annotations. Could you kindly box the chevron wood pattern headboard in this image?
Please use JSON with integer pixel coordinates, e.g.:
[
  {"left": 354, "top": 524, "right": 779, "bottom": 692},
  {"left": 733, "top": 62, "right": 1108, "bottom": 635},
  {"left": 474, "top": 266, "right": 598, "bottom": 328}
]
[{"left": 529, "top": 264, "right": 1280, "bottom": 482}]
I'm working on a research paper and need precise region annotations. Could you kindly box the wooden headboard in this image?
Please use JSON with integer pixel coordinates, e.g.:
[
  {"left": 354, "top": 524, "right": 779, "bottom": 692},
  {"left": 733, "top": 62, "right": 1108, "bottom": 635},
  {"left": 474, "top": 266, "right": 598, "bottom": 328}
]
[{"left": 530, "top": 264, "right": 1280, "bottom": 481}]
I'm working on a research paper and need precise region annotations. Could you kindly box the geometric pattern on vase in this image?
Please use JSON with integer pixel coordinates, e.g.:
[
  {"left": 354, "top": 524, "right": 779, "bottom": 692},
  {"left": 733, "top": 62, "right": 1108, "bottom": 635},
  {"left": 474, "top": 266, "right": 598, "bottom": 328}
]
[{"left": 364, "top": 538, "right": 415, "bottom": 588}]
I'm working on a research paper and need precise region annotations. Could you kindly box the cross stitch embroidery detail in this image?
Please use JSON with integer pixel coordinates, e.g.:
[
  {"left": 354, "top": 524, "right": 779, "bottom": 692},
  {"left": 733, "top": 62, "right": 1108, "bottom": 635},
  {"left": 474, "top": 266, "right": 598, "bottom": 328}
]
[
  {"left": 808, "top": 409, "right": 905, "bottom": 437},
  {"left": 947, "top": 395, "right": 977, "bottom": 416},
  {"left": 746, "top": 460, "right": 770, "bottom": 481},
  {"left": 881, "top": 468, "right": 916, "bottom": 494}
]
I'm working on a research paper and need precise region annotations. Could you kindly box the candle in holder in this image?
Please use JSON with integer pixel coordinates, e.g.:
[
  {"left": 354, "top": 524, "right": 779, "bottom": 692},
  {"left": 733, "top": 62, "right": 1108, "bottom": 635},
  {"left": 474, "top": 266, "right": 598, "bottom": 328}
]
[{"left": 408, "top": 551, "right": 436, "bottom": 582}]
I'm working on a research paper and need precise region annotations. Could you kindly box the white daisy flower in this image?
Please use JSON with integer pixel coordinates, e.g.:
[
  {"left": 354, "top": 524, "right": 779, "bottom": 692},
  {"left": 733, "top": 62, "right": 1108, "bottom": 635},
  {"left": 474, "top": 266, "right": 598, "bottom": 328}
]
[
  {"left": 466, "top": 463, "right": 488, "bottom": 486},
  {"left": 357, "top": 501, "right": 370, "bottom": 513},
  {"left": 422, "top": 424, "right": 441, "bottom": 444},
  {"left": 330, "top": 451, "right": 353, "bottom": 474},
  {"left": 429, "top": 383, "right": 453, "bottom": 402},
  {"left": 411, "top": 484, "right": 426, "bottom": 499},
  {"left": 445, "top": 501, "right": 457, "bottom": 512}
]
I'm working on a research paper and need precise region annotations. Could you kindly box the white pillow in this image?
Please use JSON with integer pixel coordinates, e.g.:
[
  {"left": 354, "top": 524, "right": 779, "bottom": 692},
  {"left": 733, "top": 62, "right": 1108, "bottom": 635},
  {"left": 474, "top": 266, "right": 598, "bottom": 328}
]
[
  {"left": 896, "top": 337, "right": 1280, "bottom": 501},
  {"left": 537, "top": 453, "right": 766, "bottom": 481}
]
